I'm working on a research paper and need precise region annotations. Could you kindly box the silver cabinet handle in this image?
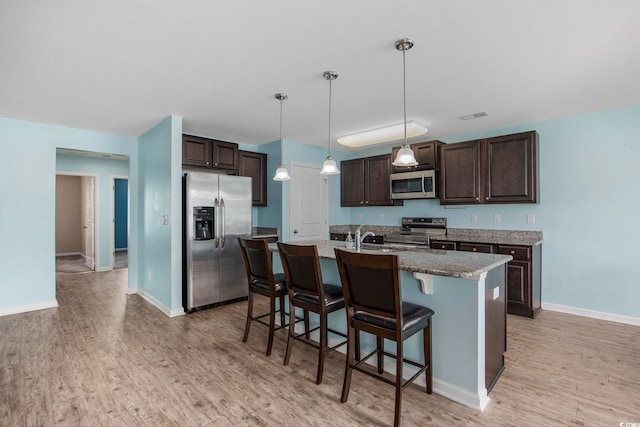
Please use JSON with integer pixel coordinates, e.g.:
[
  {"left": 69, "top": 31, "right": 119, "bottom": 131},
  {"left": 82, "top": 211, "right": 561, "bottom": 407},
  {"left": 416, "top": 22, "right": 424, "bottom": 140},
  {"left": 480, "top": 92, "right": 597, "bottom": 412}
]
[
  {"left": 510, "top": 250, "right": 515, "bottom": 254},
  {"left": 293, "top": 229, "right": 299, "bottom": 234}
]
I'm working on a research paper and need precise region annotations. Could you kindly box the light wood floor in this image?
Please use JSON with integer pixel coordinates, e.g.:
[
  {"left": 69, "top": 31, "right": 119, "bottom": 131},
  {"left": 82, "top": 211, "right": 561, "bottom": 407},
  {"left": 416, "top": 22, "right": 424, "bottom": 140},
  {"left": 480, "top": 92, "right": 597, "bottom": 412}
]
[{"left": 1, "top": 269, "right": 639, "bottom": 426}]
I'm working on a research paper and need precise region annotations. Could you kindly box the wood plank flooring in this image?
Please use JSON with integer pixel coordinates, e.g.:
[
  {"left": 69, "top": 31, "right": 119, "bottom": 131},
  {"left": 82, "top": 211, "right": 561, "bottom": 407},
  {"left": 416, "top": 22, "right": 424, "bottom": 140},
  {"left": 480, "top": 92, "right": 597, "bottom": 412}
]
[{"left": 1, "top": 269, "right": 639, "bottom": 426}]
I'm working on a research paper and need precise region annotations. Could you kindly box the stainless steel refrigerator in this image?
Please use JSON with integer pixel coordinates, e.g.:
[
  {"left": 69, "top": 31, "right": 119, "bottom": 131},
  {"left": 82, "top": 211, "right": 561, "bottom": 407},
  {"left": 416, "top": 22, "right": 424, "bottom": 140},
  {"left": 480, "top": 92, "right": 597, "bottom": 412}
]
[{"left": 183, "top": 171, "right": 252, "bottom": 312}]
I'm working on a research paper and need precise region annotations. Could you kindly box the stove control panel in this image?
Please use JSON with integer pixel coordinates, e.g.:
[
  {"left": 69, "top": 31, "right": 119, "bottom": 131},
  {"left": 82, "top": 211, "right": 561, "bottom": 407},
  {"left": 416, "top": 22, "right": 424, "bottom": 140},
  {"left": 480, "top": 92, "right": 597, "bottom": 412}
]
[{"left": 401, "top": 217, "right": 447, "bottom": 229}]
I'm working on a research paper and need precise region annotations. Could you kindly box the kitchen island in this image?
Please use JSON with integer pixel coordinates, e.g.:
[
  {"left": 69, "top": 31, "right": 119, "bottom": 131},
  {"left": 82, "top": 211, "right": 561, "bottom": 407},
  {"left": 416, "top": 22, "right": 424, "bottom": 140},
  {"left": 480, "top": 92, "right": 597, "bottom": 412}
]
[{"left": 270, "top": 240, "right": 512, "bottom": 411}]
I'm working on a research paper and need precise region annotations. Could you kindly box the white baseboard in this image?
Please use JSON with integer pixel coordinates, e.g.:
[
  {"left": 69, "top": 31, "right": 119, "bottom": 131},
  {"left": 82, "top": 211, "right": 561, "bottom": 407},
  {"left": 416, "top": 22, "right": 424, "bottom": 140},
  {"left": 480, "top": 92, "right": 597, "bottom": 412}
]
[
  {"left": 0, "top": 300, "right": 58, "bottom": 317},
  {"left": 126, "top": 287, "right": 138, "bottom": 295},
  {"left": 56, "top": 252, "right": 83, "bottom": 257},
  {"left": 284, "top": 318, "right": 488, "bottom": 411},
  {"left": 96, "top": 266, "right": 112, "bottom": 272},
  {"left": 115, "top": 248, "right": 128, "bottom": 252},
  {"left": 542, "top": 302, "right": 640, "bottom": 326},
  {"left": 135, "top": 289, "right": 184, "bottom": 318}
]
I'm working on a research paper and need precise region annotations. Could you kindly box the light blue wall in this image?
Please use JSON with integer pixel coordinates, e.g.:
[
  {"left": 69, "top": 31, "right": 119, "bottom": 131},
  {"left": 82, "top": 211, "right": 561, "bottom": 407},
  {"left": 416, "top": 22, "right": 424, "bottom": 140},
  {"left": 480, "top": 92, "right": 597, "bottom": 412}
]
[
  {"left": 0, "top": 117, "right": 138, "bottom": 311},
  {"left": 56, "top": 154, "right": 129, "bottom": 269},
  {"left": 339, "top": 104, "right": 640, "bottom": 318},
  {"left": 137, "top": 115, "right": 183, "bottom": 314}
]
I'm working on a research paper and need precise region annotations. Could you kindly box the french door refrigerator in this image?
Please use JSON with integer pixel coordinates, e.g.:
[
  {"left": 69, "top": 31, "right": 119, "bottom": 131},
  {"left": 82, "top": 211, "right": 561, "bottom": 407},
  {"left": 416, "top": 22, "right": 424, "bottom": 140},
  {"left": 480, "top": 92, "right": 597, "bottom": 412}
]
[{"left": 183, "top": 171, "right": 252, "bottom": 312}]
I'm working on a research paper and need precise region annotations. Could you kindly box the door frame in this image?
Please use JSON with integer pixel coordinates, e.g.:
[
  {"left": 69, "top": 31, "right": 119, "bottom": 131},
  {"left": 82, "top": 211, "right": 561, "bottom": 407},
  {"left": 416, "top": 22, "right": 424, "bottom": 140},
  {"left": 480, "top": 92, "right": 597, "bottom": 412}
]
[
  {"left": 110, "top": 175, "right": 129, "bottom": 270},
  {"left": 288, "top": 161, "right": 329, "bottom": 242},
  {"left": 55, "top": 172, "right": 99, "bottom": 271}
]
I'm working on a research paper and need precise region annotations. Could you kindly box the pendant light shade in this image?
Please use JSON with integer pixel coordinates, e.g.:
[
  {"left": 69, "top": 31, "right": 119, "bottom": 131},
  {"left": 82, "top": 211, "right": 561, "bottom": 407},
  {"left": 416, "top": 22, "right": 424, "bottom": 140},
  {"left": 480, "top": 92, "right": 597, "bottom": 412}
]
[
  {"left": 392, "top": 37, "right": 419, "bottom": 167},
  {"left": 273, "top": 92, "right": 291, "bottom": 181},
  {"left": 320, "top": 70, "right": 340, "bottom": 175}
]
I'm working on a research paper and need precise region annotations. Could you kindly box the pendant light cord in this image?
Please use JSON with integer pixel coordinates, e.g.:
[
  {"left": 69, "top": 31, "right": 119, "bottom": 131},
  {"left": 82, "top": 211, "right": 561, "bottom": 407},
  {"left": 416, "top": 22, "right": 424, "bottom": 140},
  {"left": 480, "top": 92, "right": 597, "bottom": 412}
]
[
  {"left": 279, "top": 97, "right": 284, "bottom": 160},
  {"left": 328, "top": 78, "right": 332, "bottom": 157},
  {"left": 402, "top": 47, "right": 408, "bottom": 148}
]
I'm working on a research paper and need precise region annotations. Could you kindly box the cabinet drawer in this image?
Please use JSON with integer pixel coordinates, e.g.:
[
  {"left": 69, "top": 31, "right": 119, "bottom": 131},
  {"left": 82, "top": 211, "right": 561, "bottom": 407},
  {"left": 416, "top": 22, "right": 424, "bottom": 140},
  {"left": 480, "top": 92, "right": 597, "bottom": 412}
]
[
  {"left": 497, "top": 245, "right": 531, "bottom": 261},
  {"left": 458, "top": 242, "right": 493, "bottom": 253},
  {"left": 431, "top": 240, "right": 457, "bottom": 250}
]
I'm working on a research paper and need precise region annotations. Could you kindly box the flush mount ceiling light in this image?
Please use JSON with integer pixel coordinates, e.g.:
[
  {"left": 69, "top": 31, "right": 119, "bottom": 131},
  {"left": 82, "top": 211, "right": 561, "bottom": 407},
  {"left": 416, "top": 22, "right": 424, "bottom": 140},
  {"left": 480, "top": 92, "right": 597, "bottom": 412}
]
[
  {"left": 273, "top": 93, "right": 291, "bottom": 181},
  {"left": 320, "top": 70, "right": 340, "bottom": 175},
  {"left": 337, "top": 120, "right": 428, "bottom": 148},
  {"left": 392, "top": 37, "right": 419, "bottom": 167}
]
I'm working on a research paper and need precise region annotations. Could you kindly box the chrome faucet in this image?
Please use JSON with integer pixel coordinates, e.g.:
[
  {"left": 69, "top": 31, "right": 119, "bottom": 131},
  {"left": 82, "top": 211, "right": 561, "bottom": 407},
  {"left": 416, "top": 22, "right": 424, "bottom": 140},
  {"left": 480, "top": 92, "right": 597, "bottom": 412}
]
[{"left": 355, "top": 224, "right": 375, "bottom": 251}]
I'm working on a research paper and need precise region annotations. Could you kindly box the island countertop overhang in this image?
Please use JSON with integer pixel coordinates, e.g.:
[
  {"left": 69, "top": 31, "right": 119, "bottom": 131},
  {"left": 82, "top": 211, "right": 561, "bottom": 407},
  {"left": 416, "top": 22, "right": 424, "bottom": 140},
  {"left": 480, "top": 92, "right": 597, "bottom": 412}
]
[{"left": 270, "top": 240, "right": 512, "bottom": 280}]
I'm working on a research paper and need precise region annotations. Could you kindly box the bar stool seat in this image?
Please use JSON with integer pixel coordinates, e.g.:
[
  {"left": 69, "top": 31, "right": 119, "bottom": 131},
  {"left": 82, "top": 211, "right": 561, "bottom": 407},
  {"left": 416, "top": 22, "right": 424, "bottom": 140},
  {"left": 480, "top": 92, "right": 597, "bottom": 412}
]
[
  {"left": 292, "top": 284, "right": 344, "bottom": 308},
  {"left": 354, "top": 302, "right": 433, "bottom": 334},
  {"left": 251, "top": 273, "right": 287, "bottom": 293}
]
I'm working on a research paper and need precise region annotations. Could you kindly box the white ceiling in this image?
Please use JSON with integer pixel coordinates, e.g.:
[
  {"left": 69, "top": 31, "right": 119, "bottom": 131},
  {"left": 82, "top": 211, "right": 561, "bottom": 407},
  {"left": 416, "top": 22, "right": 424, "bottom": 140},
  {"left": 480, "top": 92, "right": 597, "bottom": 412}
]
[{"left": 2, "top": 0, "right": 639, "bottom": 153}]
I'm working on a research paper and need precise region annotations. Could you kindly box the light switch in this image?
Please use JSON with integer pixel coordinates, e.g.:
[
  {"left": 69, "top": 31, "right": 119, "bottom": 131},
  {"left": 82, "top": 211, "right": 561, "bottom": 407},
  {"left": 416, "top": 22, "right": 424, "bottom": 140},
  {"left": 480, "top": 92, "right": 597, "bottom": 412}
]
[
  {"left": 527, "top": 214, "right": 535, "bottom": 224},
  {"left": 162, "top": 214, "right": 169, "bottom": 225},
  {"left": 493, "top": 287, "right": 499, "bottom": 300},
  {"left": 493, "top": 213, "right": 501, "bottom": 223},
  {"left": 471, "top": 214, "right": 477, "bottom": 223}
]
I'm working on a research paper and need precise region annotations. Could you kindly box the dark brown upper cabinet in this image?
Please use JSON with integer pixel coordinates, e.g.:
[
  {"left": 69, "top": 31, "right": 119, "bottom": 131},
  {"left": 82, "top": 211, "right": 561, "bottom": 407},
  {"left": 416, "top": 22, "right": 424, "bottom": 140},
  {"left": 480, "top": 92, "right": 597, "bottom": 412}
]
[
  {"left": 182, "top": 134, "right": 239, "bottom": 171},
  {"left": 238, "top": 150, "right": 267, "bottom": 206},
  {"left": 484, "top": 131, "right": 538, "bottom": 204},
  {"left": 341, "top": 154, "right": 402, "bottom": 207},
  {"left": 439, "top": 131, "right": 538, "bottom": 205},
  {"left": 391, "top": 140, "right": 443, "bottom": 173},
  {"left": 439, "top": 140, "right": 483, "bottom": 204}
]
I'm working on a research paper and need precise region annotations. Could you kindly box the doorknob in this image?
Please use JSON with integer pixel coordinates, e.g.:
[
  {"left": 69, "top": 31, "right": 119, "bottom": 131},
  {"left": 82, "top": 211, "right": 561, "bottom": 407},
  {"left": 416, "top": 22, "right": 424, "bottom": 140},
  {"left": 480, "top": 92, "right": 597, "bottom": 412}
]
[
  {"left": 293, "top": 229, "right": 299, "bottom": 234},
  {"left": 82, "top": 226, "right": 88, "bottom": 229}
]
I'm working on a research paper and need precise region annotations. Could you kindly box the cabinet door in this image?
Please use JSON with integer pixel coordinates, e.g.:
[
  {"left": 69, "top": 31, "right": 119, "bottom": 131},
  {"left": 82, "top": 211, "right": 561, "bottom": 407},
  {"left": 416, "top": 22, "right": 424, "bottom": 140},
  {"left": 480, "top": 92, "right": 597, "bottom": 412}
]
[
  {"left": 238, "top": 151, "right": 267, "bottom": 206},
  {"left": 484, "top": 131, "right": 537, "bottom": 203},
  {"left": 365, "top": 154, "right": 395, "bottom": 206},
  {"left": 505, "top": 260, "right": 531, "bottom": 312},
  {"left": 212, "top": 140, "right": 239, "bottom": 171},
  {"left": 182, "top": 135, "right": 212, "bottom": 168},
  {"left": 440, "top": 140, "right": 482, "bottom": 204},
  {"left": 340, "top": 158, "right": 365, "bottom": 207}
]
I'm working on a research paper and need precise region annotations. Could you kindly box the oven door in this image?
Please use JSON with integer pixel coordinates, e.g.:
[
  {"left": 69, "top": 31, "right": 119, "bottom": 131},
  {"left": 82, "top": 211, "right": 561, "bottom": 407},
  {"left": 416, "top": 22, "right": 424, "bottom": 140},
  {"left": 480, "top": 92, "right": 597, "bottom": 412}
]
[{"left": 390, "top": 170, "right": 436, "bottom": 199}]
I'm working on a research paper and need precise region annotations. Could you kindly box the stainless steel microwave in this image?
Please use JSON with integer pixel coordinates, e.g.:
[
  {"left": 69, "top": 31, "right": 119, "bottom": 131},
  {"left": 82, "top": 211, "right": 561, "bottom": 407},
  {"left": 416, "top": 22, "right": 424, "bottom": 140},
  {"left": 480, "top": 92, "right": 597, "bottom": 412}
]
[{"left": 390, "top": 170, "right": 437, "bottom": 199}]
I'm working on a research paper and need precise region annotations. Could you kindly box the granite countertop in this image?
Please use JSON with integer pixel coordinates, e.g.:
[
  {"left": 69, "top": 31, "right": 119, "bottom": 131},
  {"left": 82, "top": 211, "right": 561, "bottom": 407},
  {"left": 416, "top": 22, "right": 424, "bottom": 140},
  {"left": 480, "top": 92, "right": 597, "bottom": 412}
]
[
  {"left": 252, "top": 227, "right": 278, "bottom": 239},
  {"left": 270, "top": 239, "right": 512, "bottom": 280},
  {"left": 436, "top": 228, "right": 543, "bottom": 246}
]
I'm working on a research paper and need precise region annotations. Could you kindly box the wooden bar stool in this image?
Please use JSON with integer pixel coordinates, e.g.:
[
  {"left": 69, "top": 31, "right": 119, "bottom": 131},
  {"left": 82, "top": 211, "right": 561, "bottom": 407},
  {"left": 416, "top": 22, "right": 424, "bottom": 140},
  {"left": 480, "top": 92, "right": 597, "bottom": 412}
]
[
  {"left": 277, "top": 242, "right": 348, "bottom": 384},
  {"left": 238, "top": 238, "right": 287, "bottom": 356},
  {"left": 334, "top": 248, "right": 434, "bottom": 427}
]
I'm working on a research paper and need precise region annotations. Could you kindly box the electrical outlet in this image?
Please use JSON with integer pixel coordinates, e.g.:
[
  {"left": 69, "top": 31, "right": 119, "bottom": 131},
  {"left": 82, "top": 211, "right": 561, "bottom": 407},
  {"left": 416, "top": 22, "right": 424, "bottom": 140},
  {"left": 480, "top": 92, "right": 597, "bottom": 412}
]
[
  {"left": 162, "top": 214, "right": 169, "bottom": 225},
  {"left": 379, "top": 213, "right": 384, "bottom": 221},
  {"left": 358, "top": 213, "right": 363, "bottom": 221},
  {"left": 493, "top": 213, "right": 501, "bottom": 223},
  {"left": 527, "top": 214, "right": 535, "bottom": 224},
  {"left": 493, "top": 287, "right": 499, "bottom": 300},
  {"left": 148, "top": 270, "right": 152, "bottom": 280},
  {"left": 471, "top": 214, "right": 477, "bottom": 223}
]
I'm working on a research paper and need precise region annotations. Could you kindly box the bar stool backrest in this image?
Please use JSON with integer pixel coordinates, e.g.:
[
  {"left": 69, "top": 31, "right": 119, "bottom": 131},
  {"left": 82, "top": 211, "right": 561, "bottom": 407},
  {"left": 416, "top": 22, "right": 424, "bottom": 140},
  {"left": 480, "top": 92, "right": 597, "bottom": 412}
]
[
  {"left": 238, "top": 238, "right": 275, "bottom": 288},
  {"left": 334, "top": 249, "right": 402, "bottom": 323},
  {"left": 277, "top": 243, "right": 323, "bottom": 299}
]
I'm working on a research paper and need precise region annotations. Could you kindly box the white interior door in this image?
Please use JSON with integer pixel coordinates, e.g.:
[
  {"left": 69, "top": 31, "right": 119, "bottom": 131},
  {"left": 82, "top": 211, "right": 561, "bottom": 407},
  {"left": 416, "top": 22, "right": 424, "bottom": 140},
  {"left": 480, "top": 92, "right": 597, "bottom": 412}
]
[
  {"left": 289, "top": 163, "right": 328, "bottom": 242},
  {"left": 81, "top": 176, "right": 95, "bottom": 270}
]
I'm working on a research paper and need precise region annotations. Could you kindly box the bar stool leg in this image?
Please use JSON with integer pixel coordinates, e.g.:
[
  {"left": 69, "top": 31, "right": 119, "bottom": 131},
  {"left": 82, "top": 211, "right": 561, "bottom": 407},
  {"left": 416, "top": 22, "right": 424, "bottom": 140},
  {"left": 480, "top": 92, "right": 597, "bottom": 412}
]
[
  {"left": 266, "top": 296, "right": 276, "bottom": 356},
  {"left": 377, "top": 336, "right": 384, "bottom": 374},
  {"left": 341, "top": 326, "right": 355, "bottom": 403},
  {"left": 242, "top": 291, "right": 254, "bottom": 342},
  {"left": 279, "top": 294, "right": 286, "bottom": 327},
  {"left": 284, "top": 299, "right": 296, "bottom": 365},
  {"left": 394, "top": 340, "right": 404, "bottom": 427},
  {"left": 316, "top": 313, "right": 327, "bottom": 384},
  {"left": 425, "top": 319, "right": 432, "bottom": 394}
]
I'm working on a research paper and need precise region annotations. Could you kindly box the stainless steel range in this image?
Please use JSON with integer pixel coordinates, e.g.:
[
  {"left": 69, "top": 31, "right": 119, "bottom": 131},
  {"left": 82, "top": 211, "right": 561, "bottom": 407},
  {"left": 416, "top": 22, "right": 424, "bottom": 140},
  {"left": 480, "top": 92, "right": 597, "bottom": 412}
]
[{"left": 385, "top": 217, "right": 447, "bottom": 246}]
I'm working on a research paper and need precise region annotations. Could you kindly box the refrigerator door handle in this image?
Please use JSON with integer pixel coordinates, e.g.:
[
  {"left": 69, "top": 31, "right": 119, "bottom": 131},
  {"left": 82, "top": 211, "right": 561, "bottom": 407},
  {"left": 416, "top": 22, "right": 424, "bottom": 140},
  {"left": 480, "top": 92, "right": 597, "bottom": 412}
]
[
  {"left": 214, "top": 198, "right": 220, "bottom": 248},
  {"left": 220, "top": 198, "right": 226, "bottom": 247}
]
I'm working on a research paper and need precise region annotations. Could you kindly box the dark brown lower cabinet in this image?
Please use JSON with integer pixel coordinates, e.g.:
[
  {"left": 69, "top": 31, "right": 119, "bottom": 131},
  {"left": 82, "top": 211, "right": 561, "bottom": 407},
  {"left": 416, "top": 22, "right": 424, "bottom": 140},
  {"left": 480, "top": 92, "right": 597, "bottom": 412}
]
[
  {"left": 431, "top": 239, "right": 542, "bottom": 318},
  {"left": 484, "top": 265, "right": 506, "bottom": 392}
]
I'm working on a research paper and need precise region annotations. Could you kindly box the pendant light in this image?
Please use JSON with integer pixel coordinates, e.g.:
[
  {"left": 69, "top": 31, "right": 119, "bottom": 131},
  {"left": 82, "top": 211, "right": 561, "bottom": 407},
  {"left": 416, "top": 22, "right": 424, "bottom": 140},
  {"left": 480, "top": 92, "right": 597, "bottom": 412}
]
[
  {"left": 392, "top": 37, "right": 419, "bottom": 167},
  {"left": 320, "top": 71, "right": 340, "bottom": 175},
  {"left": 273, "top": 92, "right": 291, "bottom": 181}
]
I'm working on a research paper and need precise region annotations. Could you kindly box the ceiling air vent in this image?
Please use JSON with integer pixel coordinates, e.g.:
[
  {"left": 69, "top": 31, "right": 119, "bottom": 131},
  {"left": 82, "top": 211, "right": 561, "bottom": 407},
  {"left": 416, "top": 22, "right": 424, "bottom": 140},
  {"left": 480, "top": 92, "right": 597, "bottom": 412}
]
[{"left": 458, "top": 111, "right": 489, "bottom": 120}]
